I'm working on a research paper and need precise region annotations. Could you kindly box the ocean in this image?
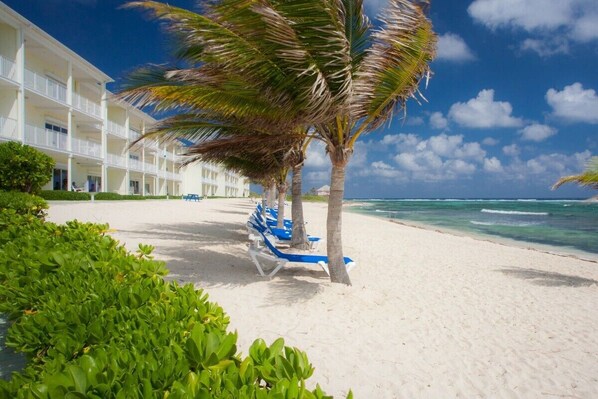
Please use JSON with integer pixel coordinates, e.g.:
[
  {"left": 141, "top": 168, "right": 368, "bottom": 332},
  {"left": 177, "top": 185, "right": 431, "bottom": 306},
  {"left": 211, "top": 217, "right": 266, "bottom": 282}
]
[{"left": 347, "top": 199, "right": 598, "bottom": 256}]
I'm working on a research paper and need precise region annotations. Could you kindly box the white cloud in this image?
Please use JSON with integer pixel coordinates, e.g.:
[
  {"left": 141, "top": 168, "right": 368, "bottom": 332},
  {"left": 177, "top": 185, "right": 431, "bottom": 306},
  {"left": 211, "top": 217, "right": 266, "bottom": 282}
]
[
  {"left": 304, "top": 141, "right": 328, "bottom": 168},
  {"left": 503, "top": 144, "right": 521, "bottom": 157},
  {"left": 304, "top": 171, "right": 330, "bottom": 184},
  {"left": 468, "top": 0, "right": 598, "bottom": 56},
  {"left": 436, "top": 33, "right": 476, "bottom": 62},
  {"left": 385, "top": 133, "right": 485, "bottom": 181},
  {"left": 519, "top": 123, "right": 557, "bottom": 142},
  {"left": 448, "top": 89, "right": 524, "bottom": 129},
  {"left": 546, "top": 83, "right": 598, "bottom": 124},
  {"left": 405, "top": 116, "right": 425, "bottom": 126},
  {"left": 359, "top": 161, "right": 406, "bottom": 179},
  {"left": 520, "top": 38, "right": 569, "bottom": 56},
  {"left": 429, "top": 112, "right": 449, "bottom": 130},
  {"left": 482, "top": 137, "right": 499, "bottom": 146},
  {"left": 484, "top": 157, "right": 504, "bottom": 173}
]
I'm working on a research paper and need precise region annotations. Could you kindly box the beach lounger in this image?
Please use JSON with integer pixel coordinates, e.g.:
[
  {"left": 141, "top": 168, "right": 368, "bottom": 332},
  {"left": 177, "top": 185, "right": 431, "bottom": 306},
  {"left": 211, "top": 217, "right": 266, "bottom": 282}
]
[
  {"left": 247, "top": 231, "right": 355, "bottom": 277},
  {"left": 248, "top": 215, "right": 321, "bottom": 250}
]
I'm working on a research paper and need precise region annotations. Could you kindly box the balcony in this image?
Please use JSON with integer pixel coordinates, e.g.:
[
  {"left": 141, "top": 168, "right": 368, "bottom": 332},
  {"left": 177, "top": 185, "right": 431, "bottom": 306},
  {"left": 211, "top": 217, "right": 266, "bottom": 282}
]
[
  {"left": 129, "top": 129, "right": 141, "bottom": 142},
  {"left": 24, "top": 124, "right": 67, "bottom": 151},
  {"left": 107, "top": 153, "right": 126, "bottom": 168},
  {"left": 24, "top": 68, "right": 67, "bottom": 104},
  {"left": 129, "top": 158, "right": 143, "bottom": 172},
  {"left": 72, "top": 137, "right": 101, "bottom": 159},
  {"left": 0, "top": 117, "right": 18, "bottom": 141},
  {"left": 144, "top": 163, "right": 157, "bottom": 174},
  {"left": 73, "top": 93, "right": 101, "bottom": 119},
  {"left": 0, "top": 55, "right": 17, "bottom": 83},
  {"left": 106, "top": 120, "right": 127, "bottom": 139}
]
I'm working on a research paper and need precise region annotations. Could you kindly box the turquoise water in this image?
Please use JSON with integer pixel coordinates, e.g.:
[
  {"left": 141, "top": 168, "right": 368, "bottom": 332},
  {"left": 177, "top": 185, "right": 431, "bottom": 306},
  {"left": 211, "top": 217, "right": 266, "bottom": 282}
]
[{"left": 347, "top": 199, "right": 598, "bottom": 255}]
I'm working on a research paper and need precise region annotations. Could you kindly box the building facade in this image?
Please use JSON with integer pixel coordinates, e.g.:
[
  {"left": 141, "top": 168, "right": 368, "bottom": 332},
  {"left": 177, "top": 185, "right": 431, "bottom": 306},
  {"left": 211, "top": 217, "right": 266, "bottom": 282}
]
[{"left": 0, "top": 2, "right": 249, "bottom": 198}]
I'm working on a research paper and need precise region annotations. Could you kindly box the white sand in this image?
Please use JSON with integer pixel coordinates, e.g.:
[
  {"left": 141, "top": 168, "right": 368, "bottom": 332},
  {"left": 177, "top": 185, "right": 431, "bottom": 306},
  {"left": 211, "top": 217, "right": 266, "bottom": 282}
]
[{"left": 48, "top": 199, "right": 598, "bottom": 398}]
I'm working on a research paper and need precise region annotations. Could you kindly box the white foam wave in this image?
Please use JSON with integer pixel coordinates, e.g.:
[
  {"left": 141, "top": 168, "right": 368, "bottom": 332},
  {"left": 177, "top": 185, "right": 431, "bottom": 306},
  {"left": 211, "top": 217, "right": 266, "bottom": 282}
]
[
  {"left": 481, "top": 209, "right": 548, "bottom": 216},
  {"left": 470, "top": 220, "right": 541, "bottom": 227}
]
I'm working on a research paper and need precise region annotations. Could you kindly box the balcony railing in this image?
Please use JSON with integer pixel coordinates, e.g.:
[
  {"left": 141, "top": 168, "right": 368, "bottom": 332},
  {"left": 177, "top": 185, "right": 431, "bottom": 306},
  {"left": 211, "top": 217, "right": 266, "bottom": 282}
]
[
  {"left": 0, "top": 117, "right": 18, "bottom": 140},
  {"left": 72, "top": 137, "right": 101, "bottom": 158},
  {"left": 24, "top": 68, "right": 67, "bottom": 104},
  {"left": 129, "top": 129, "right": 142, "bottom": 142},
  {"left": 172, "top": 172, "right": 182, "bottom": 181},
  {"left": 24, "top": 124, "right": 67, "bottom": 151},
  {"left": 0, "top": 55, "right": 17, "bottom": 82},
  {"left": 107, "top": 153, "right": 126, "bottom": 168},
  {"left": 106, "top": 120, "right": 127, "bottom": 139},
  {"left": 73, "top": 93, "right": 101, "bottom": 119},
  {"left": 144, "top": 163, "right": 157, "bottom": 174},
  {"left": 129, "top": 158, "right": 143, "bottom": 172}
]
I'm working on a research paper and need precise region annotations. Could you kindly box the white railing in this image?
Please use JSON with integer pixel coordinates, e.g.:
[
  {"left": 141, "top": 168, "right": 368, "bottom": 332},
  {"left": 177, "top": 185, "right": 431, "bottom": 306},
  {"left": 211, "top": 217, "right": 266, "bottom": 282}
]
[
  {"left": 106, "top": 120, "right": 127, "bottom": 139},
  {"left": 0, "top": 54, "right": 17, "bottom": 82},
  {"left": 72, "top": 92, "right": 101, "bottom": 119},
  {"left": 107, "top": 153, "right": 126, "bottom": 168},
  {"left": 129, "top": 129, "right": 141, "bottom": 141},
  {"left": 144, "top": 163, "right": 157, "bottom": 174},
  {"left": 24, "top": 124, "right": 67, "bottom": 151},
  {"left": 129, "top": 158, "right": 143, "bottom": 172},
  {"left": 0, "top": 116, "right": 18, "bottom": 140},
  {"left": 172, "top": 172, "right": 182, "bottom": 181},
  {"left": 24, "top": 68, "right": 67, "bottom": 103},
  {"left": 158, "top": 171, "right": 168, "bottom": 179},
  {"left": 72, "top": 137, "right": 101, "bottom": 158}
]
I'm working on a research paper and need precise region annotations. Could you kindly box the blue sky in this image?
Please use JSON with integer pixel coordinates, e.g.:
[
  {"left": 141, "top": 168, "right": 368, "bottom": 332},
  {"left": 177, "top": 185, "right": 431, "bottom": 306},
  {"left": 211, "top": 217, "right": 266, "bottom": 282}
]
[{"left": 6, "top": 0, "right": 597, "bottom": 198}]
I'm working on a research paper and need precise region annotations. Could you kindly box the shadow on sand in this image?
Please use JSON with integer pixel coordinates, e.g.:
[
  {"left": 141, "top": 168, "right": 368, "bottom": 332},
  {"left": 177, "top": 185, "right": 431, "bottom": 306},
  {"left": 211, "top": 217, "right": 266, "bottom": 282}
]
[
  {"left": 497, "top": 267, "right": 598, "bottom": 287},
  {"left": 117, "top": 221, "right": 327, "bottom": 305}
]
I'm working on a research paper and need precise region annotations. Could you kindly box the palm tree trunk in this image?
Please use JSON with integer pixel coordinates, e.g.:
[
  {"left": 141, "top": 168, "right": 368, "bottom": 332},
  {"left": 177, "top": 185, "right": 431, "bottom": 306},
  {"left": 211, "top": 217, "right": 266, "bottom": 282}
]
[
  {"left": 267, "top": 182, "right": 276, "bottom": 208},
  {"left": 326, "top": 162, "right": 351, "bottom": 285},
  {"left": 276, "top": 182, "right": 287, "bottom": 229},
  {"left": 290, "top": 164, "right": 309, "bottom": 249},
  {"left": 261, "top": 188, "right": 267, "bottom": 218}
]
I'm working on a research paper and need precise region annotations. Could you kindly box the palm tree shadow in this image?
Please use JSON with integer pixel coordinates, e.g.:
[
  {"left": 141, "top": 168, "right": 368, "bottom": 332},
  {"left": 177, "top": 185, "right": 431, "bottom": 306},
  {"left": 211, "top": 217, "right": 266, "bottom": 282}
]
[
  {"left": 116, "top": 221, "right": 327, "bottom": 304},
  {"left": 497, "top": 267, "right": 598, "bottom": 287}
]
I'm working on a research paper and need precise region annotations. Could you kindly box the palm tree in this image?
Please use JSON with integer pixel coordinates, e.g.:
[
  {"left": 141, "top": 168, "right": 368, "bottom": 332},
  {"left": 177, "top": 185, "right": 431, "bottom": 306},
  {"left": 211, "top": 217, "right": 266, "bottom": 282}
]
[
  {"left": 122, "top": 0, "right": 436, "bottom": 285},
  {"left": 552, "top": 157, "right": 598, "bottom": 190}
]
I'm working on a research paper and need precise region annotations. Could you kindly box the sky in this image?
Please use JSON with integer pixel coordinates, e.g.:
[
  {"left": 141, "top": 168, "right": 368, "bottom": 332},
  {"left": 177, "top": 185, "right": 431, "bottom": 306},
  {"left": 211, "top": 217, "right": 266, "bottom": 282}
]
[{"left": 5, "top": 0, "right": 597, "bottom": 198}]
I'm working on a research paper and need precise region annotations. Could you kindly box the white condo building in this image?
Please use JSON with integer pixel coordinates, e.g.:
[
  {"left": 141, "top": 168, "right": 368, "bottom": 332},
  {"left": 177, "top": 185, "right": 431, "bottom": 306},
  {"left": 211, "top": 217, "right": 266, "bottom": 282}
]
[{"left": 0, "top": 2, "right": 250, "bottom": 197}]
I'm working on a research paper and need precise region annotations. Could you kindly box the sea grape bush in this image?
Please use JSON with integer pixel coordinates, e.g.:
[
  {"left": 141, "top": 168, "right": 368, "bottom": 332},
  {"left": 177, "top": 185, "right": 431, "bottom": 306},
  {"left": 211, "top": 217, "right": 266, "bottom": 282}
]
[
  {"left": 0, "top": 141, "right": 54, "bottom": 194},
  {"left": 39, "top": 190, "right": 91, "bottom": 201},
  {"left": 0, "top": 212, "right": 347, "bottom": 398},
  {"left": 0, "top": 191, "right": 48, "bottom": 218}
]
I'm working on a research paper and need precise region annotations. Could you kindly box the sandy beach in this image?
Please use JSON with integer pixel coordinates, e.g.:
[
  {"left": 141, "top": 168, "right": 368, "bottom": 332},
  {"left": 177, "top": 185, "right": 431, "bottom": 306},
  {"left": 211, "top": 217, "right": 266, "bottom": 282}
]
[{"left": 48, "top": 199, "right": 598, "bottom": 398}]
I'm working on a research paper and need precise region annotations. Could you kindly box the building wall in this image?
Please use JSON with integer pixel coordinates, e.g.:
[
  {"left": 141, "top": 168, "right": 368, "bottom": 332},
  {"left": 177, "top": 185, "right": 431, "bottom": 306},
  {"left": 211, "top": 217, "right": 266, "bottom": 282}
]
[{"left": 0, "top": 4, "right": 248, "bottom": 198}]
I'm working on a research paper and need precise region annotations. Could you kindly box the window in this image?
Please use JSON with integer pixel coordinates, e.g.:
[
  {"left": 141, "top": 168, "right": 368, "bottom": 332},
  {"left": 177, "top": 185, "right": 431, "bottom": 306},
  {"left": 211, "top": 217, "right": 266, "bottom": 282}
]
[
  {"left": 129, "top": 180, "right": 140, "bottom": 195},
  {"left": 87, "top": 176, "right": 101, "bottom": 192},
  {"left": 45, "top": 122, "right": 67, "bottom": 135},
  {"left": 52, "top": 168, "right": 68, "bottom": 191}
]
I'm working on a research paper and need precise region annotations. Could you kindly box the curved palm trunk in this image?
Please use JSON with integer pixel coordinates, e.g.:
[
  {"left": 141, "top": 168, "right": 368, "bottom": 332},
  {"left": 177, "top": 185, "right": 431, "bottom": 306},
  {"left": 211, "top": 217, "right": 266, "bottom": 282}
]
[
  {"left": 267, "top": 182, "right": 276, "bottom": 208},
  {"left": 290, "top": 164, "right": 309, "bottom": 249},
  {"left": 276, "top": 182, "right": 287, "bottom": 229},
  {"left": 326, "top": 162, "right": 351, "bottom": 285},
  {"left": 261, "top": 188, "right": 267, "bottom": 218}
]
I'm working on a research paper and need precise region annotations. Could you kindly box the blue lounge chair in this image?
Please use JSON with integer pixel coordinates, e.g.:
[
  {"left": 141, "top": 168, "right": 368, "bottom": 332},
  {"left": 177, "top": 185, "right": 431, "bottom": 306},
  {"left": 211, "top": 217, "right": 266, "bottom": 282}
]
[
  {"left": 247, "top": 231, "right": 355, "bottom": 277},
  {"left": 248, "top": 215, "right": 321, "bottom": 249}
]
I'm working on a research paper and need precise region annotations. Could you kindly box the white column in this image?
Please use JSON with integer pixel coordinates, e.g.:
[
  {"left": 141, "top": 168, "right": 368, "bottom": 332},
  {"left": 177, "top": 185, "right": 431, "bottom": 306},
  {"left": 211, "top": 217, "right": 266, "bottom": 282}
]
[
  {"left": 100, "top": 82, "right": 108, "bottom": 192},
  {"left": 67, "top": 156, "right": 73, "bottom": 191},
  {"left": 124, "top": 110, "right": 130, "bottom": 194},
  {"left": 15, "top": 27, "right": 25, "bottom": 142}
]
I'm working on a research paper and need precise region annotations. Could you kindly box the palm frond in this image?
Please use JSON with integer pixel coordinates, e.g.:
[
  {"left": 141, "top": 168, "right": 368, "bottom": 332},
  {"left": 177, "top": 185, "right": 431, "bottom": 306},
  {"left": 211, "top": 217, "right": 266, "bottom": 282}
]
[
  {"left": 552, "top": 157, "right": 598, "bottom": 190},
  {"left": 352, "top": 0, "right": 436, "bottom": 134}
]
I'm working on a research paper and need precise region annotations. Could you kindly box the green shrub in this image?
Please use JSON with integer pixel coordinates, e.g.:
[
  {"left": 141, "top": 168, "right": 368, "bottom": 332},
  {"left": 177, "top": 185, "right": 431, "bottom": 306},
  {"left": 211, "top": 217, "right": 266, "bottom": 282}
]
[
  {"left": 39, "top": 190, "right": 91, "bottom": 201},
  {"left": 0, "top": 142, "right": 54, "bottom": 194},
  {"left": 0, "top": 191, "right": 48, "bottom": 218},
  {"left": 94, "top": 192, "right": 145, "bottom": 201},
  {"left": 0, "top": 211, "right": 345, "bottom": 398}
]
